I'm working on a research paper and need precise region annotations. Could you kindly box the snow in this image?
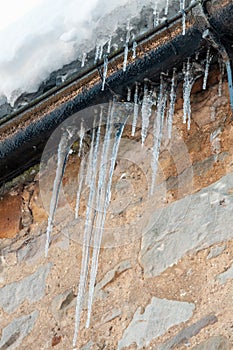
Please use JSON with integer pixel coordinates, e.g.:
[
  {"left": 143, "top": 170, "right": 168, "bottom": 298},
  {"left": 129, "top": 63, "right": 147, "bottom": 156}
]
[{"left": 0, "top": 0, "right": 167, "bottom": 105}]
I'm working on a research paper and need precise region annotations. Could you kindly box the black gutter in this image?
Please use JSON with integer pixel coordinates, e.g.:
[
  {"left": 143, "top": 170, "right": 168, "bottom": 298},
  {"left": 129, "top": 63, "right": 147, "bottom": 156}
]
[{"left": 0, "top": 1, "right": 233, "bottom": 186}]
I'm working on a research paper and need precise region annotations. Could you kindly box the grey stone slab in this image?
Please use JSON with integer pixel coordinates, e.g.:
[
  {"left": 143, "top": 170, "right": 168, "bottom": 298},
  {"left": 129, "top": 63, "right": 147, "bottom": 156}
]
[
  {"left": 0, "top": 310, "right": 38, "bottom": 350},
  {"left": 216, "top": 263, "right": 233, "bottom": 285},
  {"left": 0, "top": 263, "right": 52, "bottom": 313},
  {"left": 117, "top": 297, "right": 195, "bottom": 350},
  {"left": 207, "top": 244, "right": 226, "bottom": 259},
  {"left": 192, "top": 335, "right": 231, "bottom": 350},
  {"left": 139, "top": 174, "right": 233, "bottom": 278}
]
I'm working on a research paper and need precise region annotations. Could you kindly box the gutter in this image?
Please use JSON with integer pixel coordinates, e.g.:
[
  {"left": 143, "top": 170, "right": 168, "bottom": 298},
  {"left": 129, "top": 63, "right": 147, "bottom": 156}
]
[{"left": 0, "top": 0, "right": 233, "bottom": 186}]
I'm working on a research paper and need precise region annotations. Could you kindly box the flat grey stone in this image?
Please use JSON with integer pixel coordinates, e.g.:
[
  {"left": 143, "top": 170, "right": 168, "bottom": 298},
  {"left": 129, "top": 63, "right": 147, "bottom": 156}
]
[
  {"left": 207, "top": 244, "right": 226, "bottom": 259},
  {"left": 80, "top": 341, "right": 94, "bottom": 350},
  {"left": 216, "top": 263, "right": 233, "bottom": 285},
  {"left": 0, "top": 263, "right": 52, "bottom": 313},
  {"left": 117, "top": 297, "right": 195, "bottom": 350},
  {"left": 192, "top": 335, "right": 231, "bottom": 350},
  {"left": 139, "top": 174, "right": 233, "bottom": 278},
  {"left": 17, "top": 234, "right": 46, "bottom": 265},
  {"left": 0, "top": 310, "right": 38, "bottom": 350}
]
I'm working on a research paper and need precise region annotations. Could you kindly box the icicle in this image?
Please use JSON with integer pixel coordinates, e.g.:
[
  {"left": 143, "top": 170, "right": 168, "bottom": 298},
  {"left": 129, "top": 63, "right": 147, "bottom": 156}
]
[
  {"left": 94, "top": 45, "right": 100, "bottom": 64},
  {"left": 81, "top": 52, "right": 87, "bottom": 68},
  {"left": 180, "top": 0, "right": 186, "bottom": 36},
  {"left": 225, "top": 60, "right": 233, "bottom": 112},
  {"left": 99, "top": 45, "right": 103, "bottom": 61},
  {"left": 203, "top": 48, "right": 212, "bottom": 90},
  {"left": 78, "top": 120, "right": 85, "bottom": 157},
  {"left": 107, "top": 36, "right": 112, "bottom": 54},
  {"left": 45, "top": 131, "right": 70, "bottom": 257},
  {"left": 123, "top": 20, "right": 131, "bottom": 72},
  {"left": 75, "top": 156, "right": 86, "bottom": 219},
  {"left": 218, "top": 58, "right": 225, "bottom": 97},
  {"left": 132, "top": 82, "right": 139, "bottom": 136},
  {"left": 102, "top": 55, "right": 108, "bottom": 91},
  {"left": 167, "top": 68, "right": 177, "bottom": 139},
  {"left": 165, "top": 0, "right": 169, "bottom": 16},
  {"left": 151, "top": 76, "right": 165, "bottom": 195},
  {"left": 153, "top": 1, "right": 159, "bottom": 27},
  {"left": 85, "top": 117, "right": 96, "bottom": 186},
  {"left": 141, "top": 81, "right": 153, "bottom": 146},
  {"left": 73, "top": 110, "right": 103, "bottom": 348},
  {"left": 132, "top": 41, "right": 137, "bottom": 59},
  {"left": 127, "top": 87, "right": 131, "bottom": 102},
  {"left": 183, "top": 58, "right": 194, "bottom": 130},
  {"left": 86, "top": 119, "right": 126, "bottom": 329}
]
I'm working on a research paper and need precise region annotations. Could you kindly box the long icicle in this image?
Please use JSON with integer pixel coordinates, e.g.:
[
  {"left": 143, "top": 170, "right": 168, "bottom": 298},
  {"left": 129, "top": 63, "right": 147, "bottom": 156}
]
[
  {"left": 180, "top": 0, "right": 186, "bottom": 36},
  {"left": 78, "top": 120, "right": 85, "bottom": 157},
  {"left": 45, "top": 131, "right": 71, "bottom": 257},
  {"left": 183, "top": 58, "right": 194, "bottom": 130},
  {"left": 132, "top": 82, "right": 139, "bottom": 136},
  {"left": 123, "top": 20, "right": 131, "bottom": 72},
  {"left": 86, "top": 119, "right": 126, "bottom": 329},
  {"left": 141, "top": 81, "right": 153, "bottom": 146},
  {"left": 203, "top": 48, "right": 212, "bottom": 90},
  {"left": 218, "top": 58, "right": 225, "bottom": 97},
  {"left": 102, "top": 55, "right": 108, "bottom": 91},
  {"left": 165, "top": 0, "right": 169, "bottom": 16},
  {"left": 85, "top": 119, "right": 96, "bottom": 186},
  {"left": 167, "top": 68, "right": 177, "bottom": 139},
  {"left": 225, "top": 60, "right": 233, "bottom": 111},
  {"left": 75, "top": 156, "right": 86, "bottom": 220},
  {"left": 73, "top": 109, "right": 103, "bottom": 348}
]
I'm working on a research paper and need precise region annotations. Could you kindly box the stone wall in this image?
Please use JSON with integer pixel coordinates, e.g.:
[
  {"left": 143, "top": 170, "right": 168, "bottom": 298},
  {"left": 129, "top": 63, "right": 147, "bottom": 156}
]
[{"left": 0, "top": 76, "right": 233, "bottom": 349}]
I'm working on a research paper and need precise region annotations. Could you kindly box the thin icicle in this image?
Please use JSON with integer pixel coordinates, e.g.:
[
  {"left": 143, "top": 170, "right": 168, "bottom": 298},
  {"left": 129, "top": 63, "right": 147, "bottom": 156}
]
[
  {"left": 94, "top": 45, "right": 100, "bottom": 64},
  {"left": 183, "top": 58, "right": 194, "bottom": 130},
  {"left": 151, "top": 76, "right": 165, "bottom": 195},
  {"left": 218, "top": 58, "right": 225, "bottom": 97},
  {"left": 86, "top": 120, "right": 126, "bottom": 329},
  {"left": 203, "top": 48, "right": 212, "bottom": 90},
  {"left": 127, "top": 87, "right": 131, "bottom": 102},
  {"left": 75, "top": 156, "right": 86, "bottom": 219},
  {"left": 73, "top": 110, "right": 103, "bottom": 348},
  {"left": 141, "top": 82, "right": 153, "bottom": 146},
  {"left": 123, "top": 20, "right": 131, "bottom": 72},
  {"left": 78, "top": 120, "right": 85, "bottom": 157},
  {"left": 132, "top": 41, "right": 137, "bottom": 59},
  {"left": 165, "top": 0, "right": 169, "bottom": 16},
  {"left": 180, "top": 0, "right": 186, "bottom": 36},
  {"left": 85, "top": 117, "right": 96, "bottom": 186},
  {"left": 99, "top": 45, "right": 103, "bottom": 61},
  {"left": 81, "top": 52, "right": 87, "bottom": 68},
  {"left": 132, "top": 82, "right": 139, "bottom": 136},
  {"left": 102, "top": 55, "right": 108, "bottom": 91},
  {"left": 45, "top": 132, "right": 70, "bottom": 257},
  {"left": 107, "top": 36, "right": 112, "bottom": 54},
  {"left": 167, "top": 68, "right": 177, "bottom": 139},
  {"left": 153, "top": 1, "right": 159, "bottom": 27},
  {"left": 225, "top": 60, "right": 233, "bottom": 112}
]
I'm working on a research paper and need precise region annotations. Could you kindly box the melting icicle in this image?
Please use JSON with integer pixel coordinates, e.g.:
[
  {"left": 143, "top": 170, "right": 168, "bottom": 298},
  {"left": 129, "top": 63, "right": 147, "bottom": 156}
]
[
  {"left": 81, "top": 52, "right": 87, "bottom": 68},
  {"left": 45, "top": 131, "right": 71, "bottom": 257},
  {"left": 225, "top": 60, "right": 233, "bottom": 112},
  {"left": 218, "top": 59, "right": 225, "bottom": 97},
  {"left": 127, "top": 87, "right": 131, "bottom": 102},
  {"left": 165, "top": 0, "right": 169, "bottom": 16},
  {"left": 85, "top": 117, "right": 96, "bottom": 186},
  {"left": 180, "top": 0, "right": 186, "bottom": 36},
  {"left": 73, "top": 110, "right": 103, "bottom": 348},
  {"left": 86, "top": 119, "right": 126, "bottom": 329},
  {"left": 132, "top": 82, "right": 139, "bottom": 136},
  {"left": 94, "top": 45, "right": 100, "bottom": 64},
  {"left": 102, "top": 55, "right": 108, "bottom": 91},
  {"left": 107, "top": 36, "right": 112, "bottom": 54},
  {"left": 99, "top": 45, "right": 103, "bottom": 61},
  {"left": 132, "top": 41, "right": 137, "bottom": 59},
  {"left": 123, "top": 20, "right": 131, "bottom": 72},
  {"left": 78, "top": 120, "right": 85, "bottom": 157},
  {"left": 183, "top": 58, "right": 194, "bottom": 130},
  {"left": 203, "top": 48, "right": 212, "bottom": 90},
  {"left": 141, "top": 82, "right": 153, "bottom": 146},
  {"left": 167, "top": 68, "right": 177, "bottom": 139},
  {"left": 75, "top": 156, "right": 86, "bottom": 219},
  {"left": 151, "top": 76, "right": 166, "bottom": 195}
]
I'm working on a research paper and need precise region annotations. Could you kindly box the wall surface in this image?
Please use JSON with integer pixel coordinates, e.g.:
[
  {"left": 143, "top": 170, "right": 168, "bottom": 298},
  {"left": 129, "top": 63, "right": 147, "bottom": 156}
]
[{"left": 0, "top": 74, "right": 233, "bottom": 349}]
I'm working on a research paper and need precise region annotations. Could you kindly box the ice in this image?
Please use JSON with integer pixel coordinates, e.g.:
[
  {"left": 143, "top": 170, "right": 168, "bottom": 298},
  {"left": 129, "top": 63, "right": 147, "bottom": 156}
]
[
  {"left": 167, "top": 68, "right": 177, "bottom": 139},
  {"left": 127, "top": 87, "right": 131, "bottom": 102},
  {"left": 218, "top": 58, "right": 225, "bottom": 97},
  {"left": 44, "top": 131, "right": 71, "bottom": 257},
  {"left": 123, "top": 20, "right": 131, "bottom": 72},
  {"left": 85, "top": 117, "right": 96, "bottom": 186},
  {"left": 180, "top": 0, "right": 186, "bottom": 36},
  {"left": 107, "top": 35, "right": 112, "bottom": 54},
  {"left": 75, "top": 156, "right": 86, "bottom": 219},
  {"left": 153, "top": 1, "right": 159, "bottom": 27},
  {"left": 102, "top": 55, "right": 109, "bottom": 91},
  {"left": 183, "top": 58, "right": 194, "bottom": 130},
  {"left": 99, "top": 45, "right": 103, "bottom": 61},
  {"left": 225, "top": 60, "right": 233, "bottom": 112},
  {"left": 165, "top": 0, "right": 169, "bottom": 16},
  {"left": 94, "top": 45, "right": 100, "bottom": 64},
  {"left": 132, "top": 82, "right": 139, "bottom": 136},
  {"left": 132, "top": 41, "right": 137, "bottom": 59},
  {"left": 141, "top": 82, "right": 153, "bottom": 145},
  {"left": 73, "top": 110, "right": 103, "bottom": 347},
  {"left": 203, "top": 48, "right": 212, "bottom": 90},
  {"left": 81, "top": 52, "right": 87, "bottom": 68},
  {"left": 78, "top": 120, "right": 85, "bottom": 157}
]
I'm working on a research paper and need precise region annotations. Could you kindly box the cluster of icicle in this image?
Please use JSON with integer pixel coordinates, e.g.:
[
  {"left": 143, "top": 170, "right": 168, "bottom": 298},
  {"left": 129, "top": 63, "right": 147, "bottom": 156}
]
[{"left": 44, "top": 44, "right": 231, "bottom": 347}]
